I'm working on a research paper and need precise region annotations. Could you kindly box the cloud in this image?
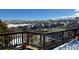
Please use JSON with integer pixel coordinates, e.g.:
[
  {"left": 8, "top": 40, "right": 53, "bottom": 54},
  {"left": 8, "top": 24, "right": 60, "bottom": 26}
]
[
  {"left": 74, "top": 9, "right": 79, "bottom": 12},
  {"left": 51, "top": 9, "right": 79, "bottom": 20},
  {"left": 73, "top": 9, "right": 79, "bottom": 16}
]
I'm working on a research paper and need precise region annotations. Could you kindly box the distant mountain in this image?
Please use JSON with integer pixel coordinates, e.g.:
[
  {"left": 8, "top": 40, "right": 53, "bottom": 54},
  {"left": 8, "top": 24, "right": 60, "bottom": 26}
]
[{"left": 1, "top": 16, "right": 79, "bottom": 24}]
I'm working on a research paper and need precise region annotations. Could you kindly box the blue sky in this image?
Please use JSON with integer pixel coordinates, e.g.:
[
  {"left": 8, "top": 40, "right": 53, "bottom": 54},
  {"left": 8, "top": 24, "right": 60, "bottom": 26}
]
[{"left": 0, "top": 9, "right": 76, "bottom": 20}]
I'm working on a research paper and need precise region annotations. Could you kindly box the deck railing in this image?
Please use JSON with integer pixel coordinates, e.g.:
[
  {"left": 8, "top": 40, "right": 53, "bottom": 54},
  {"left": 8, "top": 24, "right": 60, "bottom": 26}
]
[
  {"left": 0, "top": 32, "right": 27, "bottom": 49},
  {"left": 0, "top": 31, "right": 44, "bottom": 49},
  {"left": 0, "top": 27, "right": 79, "bottom": 50}
]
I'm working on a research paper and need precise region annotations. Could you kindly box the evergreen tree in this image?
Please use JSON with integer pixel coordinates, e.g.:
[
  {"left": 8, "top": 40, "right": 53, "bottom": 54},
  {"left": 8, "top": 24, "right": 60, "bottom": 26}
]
[
  {"left": 0, "top": 19, "right": 8, "bottom": 33},
  {"left": 0, "top": 19, "right": 8, "bottom": 47}
]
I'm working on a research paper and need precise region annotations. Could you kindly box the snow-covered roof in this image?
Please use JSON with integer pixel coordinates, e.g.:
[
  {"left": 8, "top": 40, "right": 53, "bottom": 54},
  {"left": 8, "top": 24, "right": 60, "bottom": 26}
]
[{"left": 53, "top": 39, "right": 79, "bottom": 50}]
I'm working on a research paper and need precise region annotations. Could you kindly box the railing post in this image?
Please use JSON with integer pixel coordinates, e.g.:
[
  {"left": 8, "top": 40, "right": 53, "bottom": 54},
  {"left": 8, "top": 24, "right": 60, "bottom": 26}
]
[
  {"left": 39, "top": 35, "right": 42, "bottom": 50},
  {"left": 73, "top": 29, "right": 77, "bottom": 37},
  {"left": 27, "top": 33, "right": 29, "bottom": 45},
  {"left": 43, "top": 35, "right": 45, "bottom": 49},
  {"left": 62, "top": 31, "right": 64, "bottom": 40}
]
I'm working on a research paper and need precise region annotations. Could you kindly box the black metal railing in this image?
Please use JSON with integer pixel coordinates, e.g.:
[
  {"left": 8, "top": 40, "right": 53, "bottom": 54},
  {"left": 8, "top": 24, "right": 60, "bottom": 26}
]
[
  {"left": 0, "top": 31, "right": 43, "bottom": 49},
  {"left": 0, "top": 32, "right": 27, "bottom": 49},
  {"left": 0, "top": 27, "right": 79, "bottom": 50}
]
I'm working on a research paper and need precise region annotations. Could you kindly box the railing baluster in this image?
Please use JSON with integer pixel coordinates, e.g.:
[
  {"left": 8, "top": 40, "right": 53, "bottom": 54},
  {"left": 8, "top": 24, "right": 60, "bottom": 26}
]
[
  {"left": 9, "top": 34, "right": 11, "bottom": 47},
  {"left": 20, "top": 34, "right": 21, "bottom": 44},
  {"left": 17, "top": 34, "right": 19, "bottom": 45},
  {"left": 22, "top": 33, "right": 24, "bottom": 43},
  {"left": 8, "top": 34, "right": 10, "bottom": 47},
  {"left": 17, "top": 34, "right": 20, "bottom": 44},
  {"left": 14, "top": 34, "right": 15, "bottom": 46},
  {"left": 15, "top": 34, "right": 18, "bottom": 45},
  {"left": 39, "top": 35, "right": 42, "bottom": 49},
  {"left": 1, "top": 35, "right": 3, "bottom": 47}
]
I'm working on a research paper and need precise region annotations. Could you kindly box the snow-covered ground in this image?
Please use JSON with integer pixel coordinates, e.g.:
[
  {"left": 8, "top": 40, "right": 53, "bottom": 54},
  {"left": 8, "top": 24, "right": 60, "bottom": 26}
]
[
  {"left": 10, "top": 37, "right": 26, "bottom": 45},
  {"left": 7, "top": 24, "right": 32, "bottom": 28},
  {"left": 53, "top": 39, "right": 79, "bottom": 50}
]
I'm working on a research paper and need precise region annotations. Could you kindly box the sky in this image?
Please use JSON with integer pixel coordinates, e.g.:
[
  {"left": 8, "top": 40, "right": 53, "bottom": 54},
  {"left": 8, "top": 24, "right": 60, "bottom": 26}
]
[{"left": 0, "top": 9, "right": 79, "bottom": 20}]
